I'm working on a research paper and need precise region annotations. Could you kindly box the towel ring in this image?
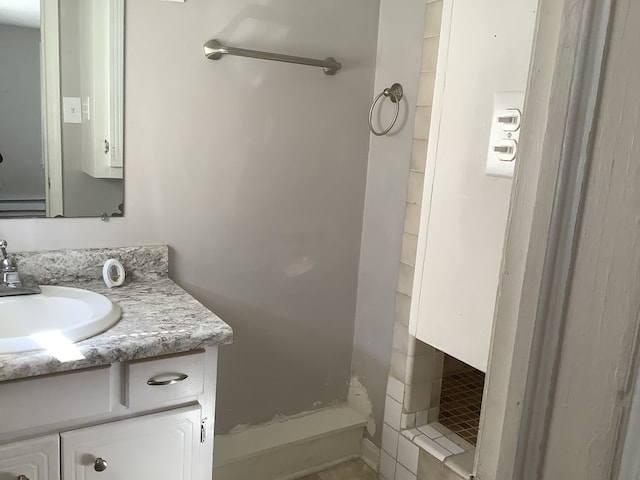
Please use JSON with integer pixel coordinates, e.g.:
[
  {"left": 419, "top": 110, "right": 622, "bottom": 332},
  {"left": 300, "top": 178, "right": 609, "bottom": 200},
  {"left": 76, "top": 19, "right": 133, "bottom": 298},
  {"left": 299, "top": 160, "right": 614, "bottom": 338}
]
[{"left": 368, "top": 83, "right": 404, "bottom": 136}]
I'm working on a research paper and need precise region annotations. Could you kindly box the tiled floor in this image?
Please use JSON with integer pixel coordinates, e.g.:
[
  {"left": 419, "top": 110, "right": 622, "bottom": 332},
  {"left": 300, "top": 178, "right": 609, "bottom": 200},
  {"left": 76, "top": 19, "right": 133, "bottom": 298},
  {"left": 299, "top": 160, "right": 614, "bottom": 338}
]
[
  {"left": 297, "top": 459, "right": 377, "bottom": 480},
  {"left": 438, "top": 369, "right": 485, "bottom": 445}
]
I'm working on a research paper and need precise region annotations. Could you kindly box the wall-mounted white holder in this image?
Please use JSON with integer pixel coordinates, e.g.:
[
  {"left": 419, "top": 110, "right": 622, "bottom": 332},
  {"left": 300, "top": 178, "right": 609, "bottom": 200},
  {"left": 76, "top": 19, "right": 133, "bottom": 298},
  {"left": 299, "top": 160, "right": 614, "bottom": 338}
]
[{"left": 486, "top": 91, "right": 525, "bottom": 178}]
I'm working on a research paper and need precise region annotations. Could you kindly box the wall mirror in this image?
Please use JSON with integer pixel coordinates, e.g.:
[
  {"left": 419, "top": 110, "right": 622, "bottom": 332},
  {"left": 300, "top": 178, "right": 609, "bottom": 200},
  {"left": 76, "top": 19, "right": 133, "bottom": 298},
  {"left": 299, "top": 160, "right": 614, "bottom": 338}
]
[{"left": 0, "top": 0, "right": 124, "bottom": 219}]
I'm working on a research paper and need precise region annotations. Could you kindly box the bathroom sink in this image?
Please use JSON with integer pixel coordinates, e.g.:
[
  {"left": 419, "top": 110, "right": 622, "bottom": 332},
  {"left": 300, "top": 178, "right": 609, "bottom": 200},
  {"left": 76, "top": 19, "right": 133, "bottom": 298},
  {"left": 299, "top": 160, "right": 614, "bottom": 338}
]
[{"left": 0, "top": 286, "right": 121, "bottom": 354}]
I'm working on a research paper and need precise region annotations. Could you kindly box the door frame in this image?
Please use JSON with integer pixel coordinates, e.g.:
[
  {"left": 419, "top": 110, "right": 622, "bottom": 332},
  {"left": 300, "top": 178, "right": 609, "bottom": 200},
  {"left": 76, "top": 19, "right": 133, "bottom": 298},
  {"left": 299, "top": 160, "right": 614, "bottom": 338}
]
[
  {"left": 41, "top": 0, "right": 64, "bottom": 217},
  {"left": 475, "top": 0, "right": 619, "bottom": 478}
]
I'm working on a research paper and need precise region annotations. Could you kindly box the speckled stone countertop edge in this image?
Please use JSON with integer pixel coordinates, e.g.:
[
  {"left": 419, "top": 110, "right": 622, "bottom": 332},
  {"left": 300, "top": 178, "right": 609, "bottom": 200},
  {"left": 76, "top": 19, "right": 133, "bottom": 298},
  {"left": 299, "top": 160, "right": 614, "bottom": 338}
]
[{"left": 0, "top": 277, "right": 233, "bottom": 383}]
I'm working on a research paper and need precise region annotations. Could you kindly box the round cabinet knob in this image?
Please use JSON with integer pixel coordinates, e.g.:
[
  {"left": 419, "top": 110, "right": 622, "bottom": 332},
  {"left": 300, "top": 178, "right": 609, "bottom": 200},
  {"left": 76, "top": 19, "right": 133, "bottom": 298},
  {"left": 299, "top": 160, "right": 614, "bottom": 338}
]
[
  {"left": 94, "top": 457, "right": 108, "bottom": 472},
  {"left": 17, "top": 475, "right": 30, "bottom": 480}
]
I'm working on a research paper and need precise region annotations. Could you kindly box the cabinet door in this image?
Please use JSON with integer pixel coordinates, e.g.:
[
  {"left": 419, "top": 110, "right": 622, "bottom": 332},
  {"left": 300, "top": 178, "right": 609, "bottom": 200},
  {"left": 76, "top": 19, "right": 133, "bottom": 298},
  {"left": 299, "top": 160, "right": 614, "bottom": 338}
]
[
  {"left": 61, "top": 405, "right": 201, "bottom": 480},
  {"left": 0, "top": 435, "right": 60, "bottom": 480}
]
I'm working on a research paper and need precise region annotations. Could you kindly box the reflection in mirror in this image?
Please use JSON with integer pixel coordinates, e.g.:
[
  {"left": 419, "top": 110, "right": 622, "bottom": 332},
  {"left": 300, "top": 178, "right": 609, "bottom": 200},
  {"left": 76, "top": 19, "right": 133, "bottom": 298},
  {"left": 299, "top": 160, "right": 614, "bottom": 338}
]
[{"left": 0, "top": 0, "right": 124, "bottom": 219}]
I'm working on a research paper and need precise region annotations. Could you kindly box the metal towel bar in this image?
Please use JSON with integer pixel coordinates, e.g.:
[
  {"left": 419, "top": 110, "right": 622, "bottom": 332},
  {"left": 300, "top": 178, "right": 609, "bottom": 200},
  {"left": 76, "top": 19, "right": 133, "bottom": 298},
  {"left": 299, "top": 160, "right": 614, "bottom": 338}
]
[{"left": 203, "top": 39, "right": 341, "bottom": 75}]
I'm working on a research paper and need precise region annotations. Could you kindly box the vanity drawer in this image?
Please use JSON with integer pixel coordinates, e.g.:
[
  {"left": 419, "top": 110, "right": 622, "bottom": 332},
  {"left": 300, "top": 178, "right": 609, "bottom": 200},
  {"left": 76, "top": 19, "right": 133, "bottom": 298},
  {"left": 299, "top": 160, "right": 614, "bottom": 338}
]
[
  {"left": 123, "top": 350, "right": 205, "bottom": 410},
  {"left": 0, "top": 367, "right": 111, "bottom": 436}
]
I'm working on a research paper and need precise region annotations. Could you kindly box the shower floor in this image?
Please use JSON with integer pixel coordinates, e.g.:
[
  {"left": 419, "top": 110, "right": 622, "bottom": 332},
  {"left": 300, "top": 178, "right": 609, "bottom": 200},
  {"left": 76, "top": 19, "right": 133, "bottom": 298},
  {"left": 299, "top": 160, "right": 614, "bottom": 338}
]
[{"left": 438, "top": 369, "right": 485, "bottom": 445}]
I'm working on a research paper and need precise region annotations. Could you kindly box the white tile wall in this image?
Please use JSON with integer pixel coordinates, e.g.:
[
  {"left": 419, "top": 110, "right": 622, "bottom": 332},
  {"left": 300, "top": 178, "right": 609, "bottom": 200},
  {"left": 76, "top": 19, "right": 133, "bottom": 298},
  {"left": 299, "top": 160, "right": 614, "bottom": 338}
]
[
  {"left": 383, "top": 423, "right": 400, "bottom": 458},
  {"left": 393, "top": 321, "right": 411, "bottom": 353},
  {"left": 384, "top": 395, "right": 403, "bottom": 430},
  {"left": 413, "top": 107, "right": 432, "bottom": 140},
  {"left": 410, "top": 140, "right": 428, "bottom": 173},
  {"left": 403, "top": 204, "right": 421, "bottom": 236},
  {"left": 424, "top": 0, "right": 443, "bottom": 37},
  {"left": 387, "top": 375, "right": 406, "bottom": 403},
  {"left": 413, "top": 435, "right": 451, "bottom": 462},
  {"left": 395, "top": 292, "right": 412, "bottom": 326},
  {"left": 400, "top": 233, "right": 419, "bottom": 267},
  {"left": 397, "top": 435, "right": 420, "bottom": 474},
  {"left": 380, "top": 450, "right": 397, "bottom": 480},
  {"left": 435, "top": 436, "right": 465, "bottom": 455},
  {"left": 401, "top": 412, "right": 417, "bottom": 429},
  {"left": 397, "top": 262, "right": 415, "bottom": 297},
  {"left": 395, "top": 463, "right": 417, "bottom": 480}
]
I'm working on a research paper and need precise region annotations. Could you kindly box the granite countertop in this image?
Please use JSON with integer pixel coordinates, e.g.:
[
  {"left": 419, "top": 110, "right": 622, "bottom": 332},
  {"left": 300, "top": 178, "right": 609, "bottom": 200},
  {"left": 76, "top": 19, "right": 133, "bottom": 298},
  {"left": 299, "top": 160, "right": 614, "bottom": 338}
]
[{"left": 0, "top": 246, "right": 233, "bottom": 382}]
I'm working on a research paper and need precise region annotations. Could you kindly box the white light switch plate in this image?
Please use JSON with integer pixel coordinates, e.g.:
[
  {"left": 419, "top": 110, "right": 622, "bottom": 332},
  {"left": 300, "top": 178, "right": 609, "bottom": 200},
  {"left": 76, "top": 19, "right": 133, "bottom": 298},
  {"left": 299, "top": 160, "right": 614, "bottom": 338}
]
[
  {"left": 63, "top": 97, "right": 82, "bottom": 124},
  {"left": 485, "top": 91, "right": 525, "bottom": 178}
]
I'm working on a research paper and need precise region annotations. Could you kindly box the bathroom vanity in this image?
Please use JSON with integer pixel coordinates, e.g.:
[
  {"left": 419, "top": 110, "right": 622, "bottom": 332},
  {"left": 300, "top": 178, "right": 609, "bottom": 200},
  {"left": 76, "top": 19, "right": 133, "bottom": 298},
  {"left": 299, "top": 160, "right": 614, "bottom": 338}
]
[{"left": 0, "top": 246, "right": 233, "bottom": 480}]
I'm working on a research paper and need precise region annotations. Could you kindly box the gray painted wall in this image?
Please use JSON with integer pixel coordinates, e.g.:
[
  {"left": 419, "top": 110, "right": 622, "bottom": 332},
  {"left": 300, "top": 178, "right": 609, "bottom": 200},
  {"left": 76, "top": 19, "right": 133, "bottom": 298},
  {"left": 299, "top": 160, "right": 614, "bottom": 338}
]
[
  {"left": 0, "top": 24, "right": 44, "bottom": 200},
  {"left": 352, "top": 0, "right": 427, "bottom": 444},
  {"left": 0, "top": 0, "right": 379, "bottom": 433}
]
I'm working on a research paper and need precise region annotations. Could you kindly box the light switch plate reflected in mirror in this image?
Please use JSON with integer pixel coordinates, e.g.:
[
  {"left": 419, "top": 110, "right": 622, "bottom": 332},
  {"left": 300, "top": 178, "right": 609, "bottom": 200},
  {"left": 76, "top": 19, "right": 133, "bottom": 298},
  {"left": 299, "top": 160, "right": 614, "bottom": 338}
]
[{"left": 63, "top": 97, "right": 82, "bottom": 124}]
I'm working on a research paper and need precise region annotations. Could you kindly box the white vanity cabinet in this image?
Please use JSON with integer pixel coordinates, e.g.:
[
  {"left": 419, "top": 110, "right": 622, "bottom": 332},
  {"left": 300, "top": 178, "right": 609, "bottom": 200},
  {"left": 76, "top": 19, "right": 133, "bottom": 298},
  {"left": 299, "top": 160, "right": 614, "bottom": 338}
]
[
  {"left": 0, "top": 348, "right": 218, "bottom": 480},
  {"left": 0, "top": 436, "right": 60, "bottom": 480},
  {"left": 61, "top": 406, "right": 200, "bottom": 480}
]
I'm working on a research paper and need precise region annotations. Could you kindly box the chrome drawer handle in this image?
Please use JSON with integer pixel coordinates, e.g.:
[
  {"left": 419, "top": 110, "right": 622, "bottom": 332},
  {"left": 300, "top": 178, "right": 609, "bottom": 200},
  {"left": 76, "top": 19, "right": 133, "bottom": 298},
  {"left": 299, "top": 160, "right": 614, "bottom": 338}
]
[{"left": 146, "top": 373, "right": 189, "bottom": 386}]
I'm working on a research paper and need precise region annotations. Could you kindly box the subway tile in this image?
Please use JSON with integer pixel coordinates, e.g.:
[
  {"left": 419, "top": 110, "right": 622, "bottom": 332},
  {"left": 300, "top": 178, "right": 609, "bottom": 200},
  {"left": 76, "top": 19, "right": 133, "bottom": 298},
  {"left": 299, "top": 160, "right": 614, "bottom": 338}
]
[
  {"left": 417, "top": 448, "right": 444, "bottom": 480},
  {"left": 434, "top": 436, "right": 465, "bottom": 455},
  {"left": 404, "top": 202, "right": 421, "bottom": 236},
  {"left": 410, "top": 352, "right": 436, "bottom": 384},
  {"left": 443, "top": 450, "right": 475, "bottom": 479},
  {"left": 405, "top": 382, "right": 432, "bottom": 413},
  {"left": 401, "top": 233, "right": 419, "bottom": 266},
  {"left": 382, "top": 423, "right": 400, "bottom": 458},
  {"left": 417, "top": 423, "right": 445, "bottom": 440},
  {"left": 385, "top": 396, "right": 404, "bottom": 431},
  {"left": 401, "top": 412, "right": 417, "bottom": 429},
  {"left": 380, "top": 450, "right": 397, "bottom": 480},
  {"left": 430, "top": 422, "right": 454, "bottom": 437},
  {"left": 393, "top": 321, "right": 411, "bottom": 354},
  {"left": 428, "top": 406, "right": 441, "bottom": 423},
  {"left": 430, "top": 379, "right": 443, "bottom": 406},
  {"left": 414, "top": 435, "right": 452, "bottom": 462},
  {"left": 414, "top": 338, "right": 435, "bottom": 356},
  {"left": 410, "top": 139, "right": 428, "bottom": 173},
  {"left": 434, "top": 352, "right": 445, "bottom": 379},
  {"left": 391, "top": 349, "right": 409, "bottom": 384},
  {"left": 444, "top": 433, "right": 474, "bottom": 452},
  {"left": 407, "top": 171, "right": 425, "bottom": 205},
  {"left": 402, "top": 428, "right": 423, "bottom": 442},
  {"left": 416, "top": 72, "right": 436, "bottom": 107},
  {"left": 416, "top": 410, "right": 430, "bottom": 427},
  {"left": 397, "top": 262, "right": 415, "bottom": 297},
  {"left": 395, "top": 462, "right": 417, "bottom": 480},
  {"left": 398, "top": 435, "right": 420, "bottom": 474},
  {"left": 424, "top": 0, "right": 443, "bottom": 38},
  {"left": 395, "top": 293, "right": 412, "bottom": 326},
  {"left": 387, "top": 375, "right": 405, "bottom": 403},
  {"left": 413, "top": 107, "right": 432, "bottom": 141},
  {"left": 421, "top": 37, "right": 440, "bottom": 72}
]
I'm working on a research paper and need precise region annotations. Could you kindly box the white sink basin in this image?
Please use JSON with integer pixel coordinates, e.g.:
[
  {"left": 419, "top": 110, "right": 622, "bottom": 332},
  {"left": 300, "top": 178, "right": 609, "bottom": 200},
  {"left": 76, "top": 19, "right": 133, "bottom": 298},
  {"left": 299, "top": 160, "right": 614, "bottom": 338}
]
[{"left": 0, "top": 286, "right": 121, "bottom": 354}]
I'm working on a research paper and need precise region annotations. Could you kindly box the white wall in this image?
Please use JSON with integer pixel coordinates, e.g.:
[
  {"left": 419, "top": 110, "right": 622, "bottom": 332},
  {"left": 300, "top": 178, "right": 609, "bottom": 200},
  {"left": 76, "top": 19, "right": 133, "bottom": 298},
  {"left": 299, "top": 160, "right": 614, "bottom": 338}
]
[
  {"left": 411, "top": 0, "right": 537, "bottom": 372},
  {"left": 352, "top": 0, "right": 427, "bottom": 444},
  {"left": 0, "top": 24, "right": 45, "bottom": 200},
  {"left": 0, "top": 0, "right": 379, "bottom": 433}
]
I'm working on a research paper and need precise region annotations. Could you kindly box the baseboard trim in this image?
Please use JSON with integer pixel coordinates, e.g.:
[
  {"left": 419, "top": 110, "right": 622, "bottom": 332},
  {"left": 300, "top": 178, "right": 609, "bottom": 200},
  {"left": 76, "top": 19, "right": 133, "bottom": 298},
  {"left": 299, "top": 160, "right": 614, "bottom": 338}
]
[
  {"left": 360, "top": 437, "right": 380, "bottom": 472},
  {"left": 213, "top": 405, "right": 367, "bottom": 480}
]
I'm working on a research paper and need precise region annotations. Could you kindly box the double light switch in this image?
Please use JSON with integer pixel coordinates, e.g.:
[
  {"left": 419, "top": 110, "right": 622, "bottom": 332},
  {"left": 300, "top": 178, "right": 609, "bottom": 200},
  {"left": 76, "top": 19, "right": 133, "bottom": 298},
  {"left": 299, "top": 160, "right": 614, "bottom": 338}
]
[{"left": 486, "top": 91, "right": 525, "bottom": 178}]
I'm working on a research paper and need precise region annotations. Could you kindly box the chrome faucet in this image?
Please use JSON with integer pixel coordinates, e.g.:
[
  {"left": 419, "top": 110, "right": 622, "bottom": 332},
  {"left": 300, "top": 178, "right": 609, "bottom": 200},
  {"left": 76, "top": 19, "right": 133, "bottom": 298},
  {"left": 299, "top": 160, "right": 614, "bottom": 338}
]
[
  {"left": 0, "top": 240, "right": 21, "bottom": 288},
  {"left": 0, "top": 240, "right": 40, "bottom": 296}
]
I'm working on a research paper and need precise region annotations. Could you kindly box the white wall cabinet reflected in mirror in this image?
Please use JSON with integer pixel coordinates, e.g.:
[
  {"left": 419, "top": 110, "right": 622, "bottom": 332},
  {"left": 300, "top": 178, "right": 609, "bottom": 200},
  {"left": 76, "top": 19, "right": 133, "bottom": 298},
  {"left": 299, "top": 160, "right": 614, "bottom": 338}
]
[{"left": 0, "top": 0, "right": 124, "bottom": 219}]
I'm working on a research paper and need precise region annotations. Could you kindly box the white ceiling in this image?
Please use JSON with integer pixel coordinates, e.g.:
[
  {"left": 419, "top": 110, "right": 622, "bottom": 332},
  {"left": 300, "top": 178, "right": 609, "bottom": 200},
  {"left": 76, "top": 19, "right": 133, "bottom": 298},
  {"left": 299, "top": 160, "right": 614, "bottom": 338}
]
[{"left": 0, "top": 0, "right": 40, "bottom": 29}]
